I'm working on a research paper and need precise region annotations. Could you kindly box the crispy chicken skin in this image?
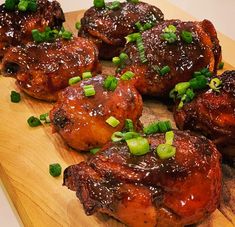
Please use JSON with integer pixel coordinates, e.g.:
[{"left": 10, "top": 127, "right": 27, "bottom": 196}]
[
  {"left": 120, "top": 19, "right": 221, "bottom": 97},
  {"left": 174, "top": 71, "right": 235, "bottom": 149},
  {"left": 78, "top": 1, "right": 164, "bottom": 59},
  {"left": 50, "top": 75, "right": 143, "bottom": 151},
  {"left": 64, "top": 130, "right": 222, "bottom": 227},
  {"left": 0, "top": 0, "right": 65, "bottom": 58},
  {"left": 1, "top": 37, "right": 101, "bottom": 101}
]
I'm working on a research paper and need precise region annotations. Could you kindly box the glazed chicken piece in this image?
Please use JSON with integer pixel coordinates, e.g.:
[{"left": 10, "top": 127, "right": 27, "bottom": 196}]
[
  {"left": 78, "top": 1, "right": 164, "bottom": 59},
  {"left": 1, "top": 37, "right": 101, "bottom": 101},
  {"left": 174, "top": 70, "right": 235, "bottom": 151},
  {"left": 0, "top": 0, "right": 65, "bottom": 58},
  {"left": 120, "top": 19, "right": 221, "bottom": 97},
  {"left": 50, "top": 75, "right": 143, "bottom": 151},
  {"left": 64, "top": 130, "right": 222, "bottom": 227}
]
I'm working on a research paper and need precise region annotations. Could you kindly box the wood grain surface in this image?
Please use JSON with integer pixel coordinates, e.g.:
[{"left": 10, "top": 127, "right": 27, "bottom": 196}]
[{"left": 0, "top": 3, "right": 234, "bottom": 227}]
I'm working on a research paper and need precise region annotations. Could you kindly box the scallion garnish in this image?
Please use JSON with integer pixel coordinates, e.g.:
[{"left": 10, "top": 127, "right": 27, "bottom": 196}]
[
  {"left": 83, "top": 85, "right": 96, "bottom": 97},
  {"left": 153, "top": 65, "right": 171, "bottom": 76},
  {"left": 161, "top": 24, "right": 177, "bottom": 43},
  {"left": 10, "top": 90, "right": 21, "bottom": 103},
  {"left": 136, "top": 35, "right": 147, "bottom": 63},
  {"left": 5, "top": 0, "right": 37, "bottom": 12},
  {"left": 32, "top": 27, "right": 73, "bottom": 43},
  {"left": 181, "top": 30, "right": 193, "bottom": 43},
  {"left": 125, "top": 119, "right": 134, "bottom": 132},
  {"left": 111, "top": 131, "right": 139, "bottom": 142},
  {"left": 125, "top": 32, "right": 141, "bottom": 43},
  {"left": 90, "top": 148, "right": 100, "bottom": 154},
  {"left": 93, "top": 0, "right": 105, "bottom": 8},
  {"left": 106, "top": 116, "right": 120, "bottom": 128},
  {"left": 75, "top": 21, "right": 81, "bottom": 30},
  {"left": 218, "top": 62, "right": 224, "bottom": 70},
  {"left": 156, "top": 131, "right": 176, "bottom": 159},
  {"left": 135, "top": 21, "right": 154, "bottom": 32},
  {"left": 143, "top": 120, "right": 172, "bottom": 135},
  {"left": 120, "top": 71, "right": 135, "bottom": 80},
  {"left": 126, "top": 0, "right": 139, "bottom": 3},
  {"left": 209, "top": 78, "right": 222, "bottom": 92},
  {"left": 49, "top": 163, "right": 62, "bottom": 177},
  {"left": 27, "top": 116, "right": 42, "bottom": 127},
  {"left": 69, "top": 76, "right": 81, "bottom": 85},
  {"left": 126, "top": 137, "right": 150, "bottom": 156},
  {"left": 82, "top": 72, "right": 92, "bottom": 80},
  {"left": 112, "top": 52, "right": 129, "bottom": 66},
  {"left": 39, "top": 113, "right": 50, "bottom": 123},
  {"left": 106, "top": 1, "right": 121, "bottom": 10},
  {"left": 103, "top": 75, "right": 118, "bottom": 91}
]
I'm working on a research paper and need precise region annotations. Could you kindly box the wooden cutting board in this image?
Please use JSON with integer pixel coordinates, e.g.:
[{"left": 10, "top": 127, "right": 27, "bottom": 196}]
[{"left": 0, "top": 1, "right": 235, "bottom": 227}]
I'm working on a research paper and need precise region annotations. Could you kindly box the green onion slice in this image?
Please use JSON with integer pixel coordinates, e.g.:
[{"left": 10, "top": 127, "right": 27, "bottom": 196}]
[
  {"left": 75, "top": 21, "right": 81, "bottom": 30},
  {"left": 136, "top": 35, "right": 147, "bottom": 63},
  {"left": 94, "top": 0, "right": 105, "bottom": 8},
  {"left": 218, "top": 62, "right": 224, "bottom": 70},
  {"left": 126, "top": 137, "right": 150, "bottom": 156},
  {"left": 106, "top": 116, "right": 120, "bottom": 127},
  {"left": 69, "top": 76, "right": 81, "bottom": 85},
  {"left": 209, "top": 78, "right": 222, "bottom": 92},
  {"left": 125, "top": 119, "right": 134, "bottom": 132},
  {"left": 90, "top": 148, "right": 100, "bottom": 154},
  {"left": 27, "top": 116, "right": 42, "bottom": 127},
  {"left": 156, "top": 144, "right": 176, "bottom": 160},
  {"left": 103, "top": 75, "right": 118, "bottom": 91},
  {"left": 82, "top": 72, "right": 92, "bottom": 80},
  {"left": 83, "top": 85, "right": 96, "bottom": 97},
  {"left": 121, "top": 71, "right": 135, "bottom": 80},
  {"left": 125, "top": 33, "right": 141, "bottom": 43},
  {"left": 143, "top": 120, "right": 172, "bottom": 135},
  {"left": 49, "top": 163, "right": 62, "bottom": 177},
  {"left": 181, "top": 30, "right": 193, "bottom": 43},
  {"left": 10, "top": 90, "right": 21, "bottom": 103}
]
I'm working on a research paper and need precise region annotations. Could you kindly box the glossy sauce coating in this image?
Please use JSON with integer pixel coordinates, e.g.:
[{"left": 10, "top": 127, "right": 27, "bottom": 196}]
[
  {"left": 1, "top": 37, "right": 101, "bottom": 101},
  {"left": 0, "top": 0, "right": 65, "bottom": 58},
  {"left": 64, "top": 130, "right": 222, "bottom": 226},
  {"left": 120, "top": 19, "right": 221, "bottom": 97},
  {"left": 79, "top": 1, "right": 164, "bottom": 59},
  {"left": 50, "top": 75, "right": 143, "bottom": 151},
  {"left": 174, "top": 70, "right": 235, "bottom": 153}
]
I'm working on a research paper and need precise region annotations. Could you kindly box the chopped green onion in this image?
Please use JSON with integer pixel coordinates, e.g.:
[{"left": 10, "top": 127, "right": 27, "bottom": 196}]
[
  {"left": 189, "top": 75, "right": 208, "bottom": 90},
  {"left": 112, "top": 57, "right": 121, "bottom": 66},
  {"left": 90, "top": 148, "right": 100, "bottom": 154},
  {"left": 209, "top": 78, "right": 222, "bottom": 92},
  {"left": 125, "top": 33, "right": 141, "bottom": 43},
  {"left": 111, "top": 131, "right": 124, "bottom": 142},
  {"left": 136, "top": 35, "right": 147, "bottom": 63},
  {"left": 5, "top": 0, "right": 18, "bottom": 10},
  {"left": 27, "top": 1, "right": 37, "bottom": 11},
  {"left": 135, "top": 21, "right": 153, "bottom": 32},
  {"left": 156, "top": 144, "right": 176, "bottom": 160},
  {"left": 61, "top": 30, "right": 73, "bottom": 40},
  {"left": 161, "top": 32, "right": 177, "bottom": 43},
  {"left": 103, "top": 75, "right": 118, "bottom": 91},
  {"left": 165, "top": 131, "right": 174, "bottom": 145},
  {"left": 27, "top": 116, "right": 42, "bottom": 127},
  {"left": 164, "top": 25, "right": 176, "bottom": 33},
  {"left": 178, "top": 88, "right": 195, "bottom": 109},
  {"left": 18, "top": 0, "right": 28, "bottom": 11},
  {"left": 121, "top": 71, "right": 135, "bottom": 80},
  {"left": 157, "top": 65, "right": 171, "bottom": 76},
  {"left": 75, "top": 22, "right": 81, "bottom": 30},
  {"left": 39, "top": 113, "right": 50, "bottom": 123},
  {"left": 198, "top": 68, "right": 212, "bottom": 77},
  {"left": 39, "top": 113, "right": 48, "bottom": 121},
  {"left": 218, "top": 62, "right": 224, "bottom": 70},
  {"left": 106, "top": 1, "right": 121, "bottom": 10},
  {"left": 106, "top": 116, "right": 120, "bottom": 128},
  {"left": 82, "top": 72, "right": 92, "bottom": 80},
  {"left": 10, "top": 90, "right": 21, "bottom": 103},
  {"left": 126, "top": 137, "right": 150, "bottom": 156},
  {"left": 127, "top": 0, "right": 139, "bottom": 3},
  {"left": 93, "top": 0, "right": 105, "bottom": 8},
  {"left": 32, "top": 29, "right": 43, "bottom": 43},
  {"left": 111, "top": 131, "right": 139, "bottom": 142},
  {"left": 49, "top": 163, "right": 62, "bottom": 177},
  {"left": 181, "top": 30, "right": 193, "bottom": 43},
  {"left": 175, "top": 82, "right": 191, "bottom": 96},
  {"left": 161, "top": 25, "right": 177, "bottom": 43},
  {"left": 119, "top": 52, "right": 128, "bottom": 61},
  {"left": 125, "top": 119, "right": 134, "bottom": 132},
  {"left": 143, "top": 120, "right": 172, "bottom": 135},
  {"left": 83, "top": 85, "right": 96, "bottom": 97},
  {"left": 69, "top": 76, "right": 81, "bottom": 85}
]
